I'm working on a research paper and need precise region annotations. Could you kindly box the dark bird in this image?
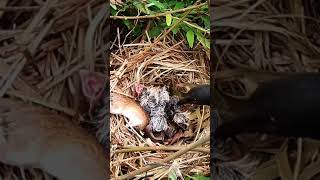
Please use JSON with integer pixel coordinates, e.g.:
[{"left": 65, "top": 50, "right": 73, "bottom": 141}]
[
  {"left": 178, "top": 72, "right": 320, "bottom": 141},
  {"left": 216, "top": 73, "right": 320, "bottom": 141},
  {"left": 177, "top": 84, "right": 210, "bottom": 105}
]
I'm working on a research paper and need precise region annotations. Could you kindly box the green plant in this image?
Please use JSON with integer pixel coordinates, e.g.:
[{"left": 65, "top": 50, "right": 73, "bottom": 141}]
[
  {"left": 185, "top": 175, "right": 211, "bottom": 180},
  {"left": 167, "top": 169, "right": 210, "bottom": 180},
  {"left": 111, "top": 0, "right": 210, "bottom": 50}
]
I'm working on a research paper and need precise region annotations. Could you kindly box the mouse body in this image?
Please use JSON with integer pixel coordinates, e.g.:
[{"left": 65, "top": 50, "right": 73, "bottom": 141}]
[
  {"left": 216, "top": 73, "right": 320, "bottom": 140},
  {"left": 0, "top": 98, "right": 107, "bottom": 180}
]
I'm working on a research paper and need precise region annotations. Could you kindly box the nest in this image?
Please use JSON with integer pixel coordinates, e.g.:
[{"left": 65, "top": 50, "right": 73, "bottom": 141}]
[{"left": 110, "top": 36, "right": 210, "bottom": 178}]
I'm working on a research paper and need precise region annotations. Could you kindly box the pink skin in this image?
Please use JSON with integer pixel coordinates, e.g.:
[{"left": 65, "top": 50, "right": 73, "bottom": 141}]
[
  {"left": 79, "top": 70, "right": 106, "bottom": 119},
  {"left": 169, "top": 130, "right": 184, "bottom": 145},
  {"left": 135, "top": 83, "right": 144, "bottom": 97}
]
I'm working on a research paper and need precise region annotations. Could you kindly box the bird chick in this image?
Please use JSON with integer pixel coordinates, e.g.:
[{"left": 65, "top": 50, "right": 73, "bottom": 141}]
[
  {"left": 138, "top": 85, "right": 189, "bottom": 143},
  {"left": 139, "top": 86, "right": 171, "bottom": 132}
]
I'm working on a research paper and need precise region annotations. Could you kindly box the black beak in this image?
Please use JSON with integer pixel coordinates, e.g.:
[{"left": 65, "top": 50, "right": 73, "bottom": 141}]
[{"left": 177, "top": 97, "right": 191, "bottom": 105}]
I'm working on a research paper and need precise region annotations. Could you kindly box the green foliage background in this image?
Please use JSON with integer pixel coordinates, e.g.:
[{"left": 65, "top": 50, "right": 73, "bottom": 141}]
[{"left": 111, "top": 0, "right": 210, "bottom": 50}]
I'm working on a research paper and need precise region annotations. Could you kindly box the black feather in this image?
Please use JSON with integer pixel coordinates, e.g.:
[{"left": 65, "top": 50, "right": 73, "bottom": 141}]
[
  {"left": 217, "top": 73, "right": 320, "bottom": 140},
  {"left": 178, "top": 84, "right": 210, "bottom": 105}
]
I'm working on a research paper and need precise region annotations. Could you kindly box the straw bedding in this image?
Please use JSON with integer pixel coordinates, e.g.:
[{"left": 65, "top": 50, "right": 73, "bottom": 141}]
[{"left": 110, "top": 36, "right": 210, "bottom": 178}]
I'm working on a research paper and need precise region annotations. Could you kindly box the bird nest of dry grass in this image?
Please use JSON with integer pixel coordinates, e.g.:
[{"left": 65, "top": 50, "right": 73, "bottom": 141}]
[{"left": 109, "top": 33, "right": 210, "bottom": 179}]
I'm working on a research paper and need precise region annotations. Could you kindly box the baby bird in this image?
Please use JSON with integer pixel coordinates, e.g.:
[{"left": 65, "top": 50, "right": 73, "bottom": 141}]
[{"left": 139, "top": 86, "right": 171, "bottom": 133}]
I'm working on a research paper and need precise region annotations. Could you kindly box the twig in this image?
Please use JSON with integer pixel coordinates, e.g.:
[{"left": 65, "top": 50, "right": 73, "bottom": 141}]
[
  {"left": 172, "top": 17, "right": 209, "bottom": 34},
  {"left": 110, "top": 3, "right": 207, "bottom": 20},
  {"left": 7, "top": 90, "right": 76, "bottom": 116},
  {"left": 0, "top": 6, "right": 40, "bottom": 11},
  {"left": 0, "top": 3, "right": 74, "bottom": 11},
  {"left": 0, "top": 57, "right": 26, "bottom": 97},
  {"left": 85, "top": 3, "right": 109, "bottom": 71},
  {"left": 146, "top": 5, "right": 195, "bottom": 51},
  {"left": 112, "top": 134, "right": 210, "bottom": 180},
  {"left": 0, "top": 0, "right": 8, "bottom": 18},
  {"left": 114, "top": 146, "right": 209, "bottom": 154},
  {"left": 293, "top": 138, "right": 302, "bottom": 180}
]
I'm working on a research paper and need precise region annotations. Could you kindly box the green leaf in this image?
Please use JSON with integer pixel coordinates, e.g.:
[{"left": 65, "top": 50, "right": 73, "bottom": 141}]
[
  {"left": 205, "top": 38, "right": 210, "bottom": 49},
  {"left": 196, "top": 32, "right": 210, "bottom": 49},
  {"left": 172, "top": 26, "right": 180, "bottom": 34},
  {"left": 133, "top": 1, "right": 149, "bottom": 14},
  {"left": 122, "top": 19, "right": 132, "bottom": 29},
  {"left": 181, "top": 25, "right": 191, "bottom": 33},
  {"left": 132, "top": 25, "right": 142, "bottom": 36},
  {"left": 173, "top": 2, "right": 185, "bottom": 10},
  {"left": 171, "top": 19, "right": 180, "bottom": 34},
  {"left": 168, "top": 170, "right": 177, "bottom": 180},
  {"left": 172, "top": 18, "right": 177, "bottom": 24},
  {"left": 111, "top": 8, "right": 117, "bottom": 16},
  {"left": 166, "top": 14, "right": 172, "bottom": 26},
  {"left": 148, "top": 0, "right": 165, "bottom": 11},
  {"left": 201, "top": 16, "right": 210, "bottom": 29},
  {"left": 162, "top": 2, "right": 169, "bottom": 9},
  {"left": 196, "top": 32, "right": 205, "bottom": 46},
  {"left": 192, "top": 176, "right": 211, "bottom": 180},
  {"left": 149, "top": 26, "right": 162, "bottom": 38},
  {"left": 186, "top": 30, "right": 195, "bottom": 48},
  {"left": 110, "top": 3, "right": 117, "bottom": 10}
]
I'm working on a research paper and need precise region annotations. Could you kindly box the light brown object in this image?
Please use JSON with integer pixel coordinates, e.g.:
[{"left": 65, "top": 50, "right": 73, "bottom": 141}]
[
  {"left": 110, "top": 0, "right": 124, "bottom": 6},
  {"left": 0, "top": 98, "right": 107, "bottom": 180},
  {"left": 110, "top": 92, "right": 149, "bottom": 131}
]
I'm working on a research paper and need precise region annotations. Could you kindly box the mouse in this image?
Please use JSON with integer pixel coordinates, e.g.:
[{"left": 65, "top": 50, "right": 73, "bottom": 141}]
[
  {"left": 79, "top": 70, "right": 155, "bottom": 143},
  {"left": 0, "top": 97, "right": 108, "bottom": 180},
  {"left": 216, "top": 73, "right": 320, "bottom": 141}
]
